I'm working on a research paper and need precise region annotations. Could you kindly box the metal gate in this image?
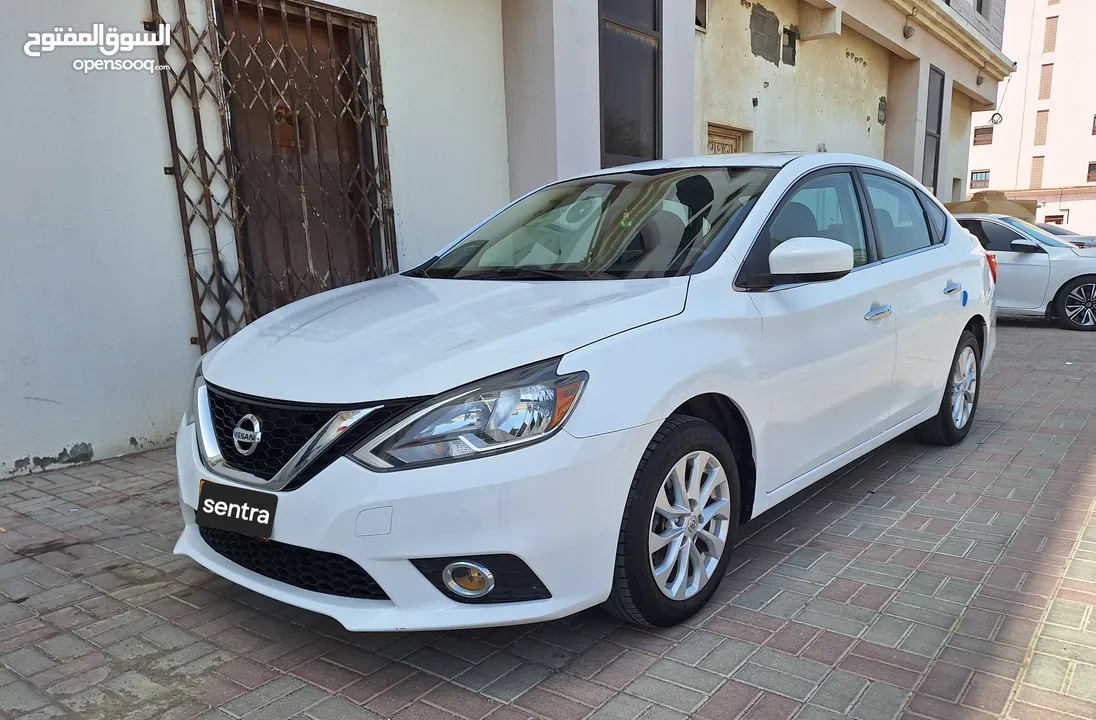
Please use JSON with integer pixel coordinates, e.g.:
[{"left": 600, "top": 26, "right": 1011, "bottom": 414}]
[{"left": 151, "top": 0, "right": 396, "bottom": 351}]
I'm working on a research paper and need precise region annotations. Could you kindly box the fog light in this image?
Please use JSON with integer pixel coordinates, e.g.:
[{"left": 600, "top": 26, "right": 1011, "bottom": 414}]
[{"left": 442, "top": 561, "right": 495, "bottom": 598}]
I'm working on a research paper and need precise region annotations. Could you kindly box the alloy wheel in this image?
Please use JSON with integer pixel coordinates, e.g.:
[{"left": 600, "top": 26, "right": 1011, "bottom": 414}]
[
  {"left": 1064, "top": 283, "right": 1096, "bottom": 327},
  {"left": 950, "top": 346, "right": 977, "bottom": 429},
  {"left": 648, "top": 451, "right": 732, "bottom": 601}
]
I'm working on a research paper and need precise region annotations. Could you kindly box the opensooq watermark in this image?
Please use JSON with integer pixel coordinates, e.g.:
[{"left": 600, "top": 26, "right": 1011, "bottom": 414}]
[{"left": 24, "top": 23, "right": 171, "bottom": 74}]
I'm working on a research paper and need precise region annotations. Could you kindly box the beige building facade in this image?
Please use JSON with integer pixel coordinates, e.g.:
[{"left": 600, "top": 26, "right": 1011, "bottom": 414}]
[
  {"left": 696, "top": 0, "right": 1012, "bottom": 203},
  {"left": 966, "top": 0, "right": 1096, "bottom": 233}
]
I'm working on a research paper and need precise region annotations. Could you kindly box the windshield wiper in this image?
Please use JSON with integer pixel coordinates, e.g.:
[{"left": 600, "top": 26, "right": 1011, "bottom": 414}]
[{"left": 458, "top": 267, "right": 620, "bottom": 281}]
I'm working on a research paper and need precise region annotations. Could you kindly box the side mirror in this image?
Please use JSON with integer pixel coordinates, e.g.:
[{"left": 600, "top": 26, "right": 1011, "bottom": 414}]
[
  {"left": 768, "top": 237, "right": 854, "bottom": 282},
  {"left": 1010, "top": 237, "right": 1042, "bottom": 253}
]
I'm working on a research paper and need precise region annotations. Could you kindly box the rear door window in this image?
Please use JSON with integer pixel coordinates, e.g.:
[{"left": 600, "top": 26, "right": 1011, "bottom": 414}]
[{"left": 862, "top": 174, "right": 934, "bottom": 260}]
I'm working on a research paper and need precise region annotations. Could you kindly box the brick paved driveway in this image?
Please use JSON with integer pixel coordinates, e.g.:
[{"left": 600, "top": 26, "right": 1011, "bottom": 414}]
[{"left": 3, "top": 320, "right": 1096, "bottom": 720}]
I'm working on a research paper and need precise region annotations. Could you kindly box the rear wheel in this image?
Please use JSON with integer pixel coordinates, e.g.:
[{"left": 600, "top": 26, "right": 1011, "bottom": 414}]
[
  {"left": 603, "top": 415, "right": 740, "bottom": 627},
  {"left": 1056, "top": 277, "right": 1096, "bottom": 331},
  {"left": 914, "top": 330, "right": 981, "bottom": 446}
]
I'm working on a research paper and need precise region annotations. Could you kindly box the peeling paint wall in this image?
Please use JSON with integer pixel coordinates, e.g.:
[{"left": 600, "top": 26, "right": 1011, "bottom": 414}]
[{"left": 697, "top": 0, "right": 890, "bottom": 158}]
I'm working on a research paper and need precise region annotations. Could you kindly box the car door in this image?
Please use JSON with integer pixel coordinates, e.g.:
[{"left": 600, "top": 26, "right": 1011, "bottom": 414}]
[
  {"left": 959, "top": 219, "right": 1051, "bottom": 309},
  {"left": 860, "top": 172, "right": 968, "bottom": 422},
  {"left": 743, "top": 169, "right": 898, "bottom": 490}
]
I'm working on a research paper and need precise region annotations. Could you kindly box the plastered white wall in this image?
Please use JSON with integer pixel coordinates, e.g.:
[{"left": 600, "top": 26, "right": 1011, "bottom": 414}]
[
  {"left": 1, "top": 0, "right": 511, "bottom": 476},
  {"left": 343, "top": 0, "right": 511, "bottom": 266},
  {"left": 1, "top": 0, "right": 198, "bottom": 475}
]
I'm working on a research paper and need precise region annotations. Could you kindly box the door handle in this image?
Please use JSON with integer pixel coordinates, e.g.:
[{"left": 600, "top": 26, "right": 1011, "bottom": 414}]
[
  {"left": 864, "top": 305, "right": 892, "bottom": 321},
  {"left": 944, "top": 282, "right": 962, "bottom": 296}
]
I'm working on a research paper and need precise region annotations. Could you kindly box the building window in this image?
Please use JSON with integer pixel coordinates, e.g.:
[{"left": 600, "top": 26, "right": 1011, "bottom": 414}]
[
  {"left": 1034, "top": 110, "right": 1050, "bottom": 146},
  {"left": 976, "top": 0, "right": 989, "bottom": 18},
  {"left": 782, "top": 28, "right": 798, "bottom": 65},
  {"left": 1092, "top": 115, "right": 1096, "bottom": 135},
  {"left": 1048, "top": 0, "right": 1059, "bottom": 5},
  {"left": 1044, "top": 16, "right": 1058, "bottom": 53},
  {"left": 1044, "top": 214, "right": 1065, "bottom": 224},
  {"left": 1039, "top": 64, "right": 1054, "bottom": 100},
  {"left": 599, "top": 0, "right": 661, "bottom": 168},
  {"left": 1088, "top": 162, "right": 1096, "bottom": 183},
  {"left": 696, "top": 0, "right": 707, "bottom": 29},
  {"left": 971, "top": 170, "right": 990, "bottom": 189},
  {"left": 923, "top": 67, "right": 945, "bottom": 196},
  {"left": 973, "top": 126, "right": 994, "bottom": 146},
  {"left": 1031, "top": 156, "right": 1046, "bottom": 189}
]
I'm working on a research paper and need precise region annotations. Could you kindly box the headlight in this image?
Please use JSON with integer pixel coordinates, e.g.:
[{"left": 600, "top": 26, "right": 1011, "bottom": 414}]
[
  {"left": 182, "top": 359, "right": 205, "bottom": 425},
  {"left": 351, "top": 359, "right": 587, "bottom": 470}
]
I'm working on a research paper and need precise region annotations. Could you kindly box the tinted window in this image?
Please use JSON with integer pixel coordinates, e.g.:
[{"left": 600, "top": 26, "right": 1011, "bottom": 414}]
[
  {"left": 921, "top": 193, "right": 948, "bottom": 241},
  {"left": 863, "top": 174, "right": 933, "bottom": 259},
  {"left": 981, "top": 221, "right": 1024, "bottom": 252},
  {"left": 417, "top": 166, "right": 778, "bottom": 280},
  {"left": 957, "top": 219, "right": 989, "bottom": 249},
  {"left": 767, "top": 173, "right": 869, "bottom": 267},
  {"left": 600, "top": 2, "right": 659, "bottom": 167}
]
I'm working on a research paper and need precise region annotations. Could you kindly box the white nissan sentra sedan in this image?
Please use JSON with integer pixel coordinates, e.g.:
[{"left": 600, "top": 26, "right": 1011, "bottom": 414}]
[{"left": 174, "top": 153, "right": 996, "bottom": 630}]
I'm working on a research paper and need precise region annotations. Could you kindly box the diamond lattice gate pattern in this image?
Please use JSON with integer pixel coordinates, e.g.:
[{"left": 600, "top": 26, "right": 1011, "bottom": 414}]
[{"left": 151, "top": 0, "right": 397, "bottom": 351}]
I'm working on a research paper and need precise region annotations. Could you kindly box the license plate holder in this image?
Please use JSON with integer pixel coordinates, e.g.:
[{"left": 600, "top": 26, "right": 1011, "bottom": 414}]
[{"left": 196, "top": 480, "right": 278, "bottom": 540}]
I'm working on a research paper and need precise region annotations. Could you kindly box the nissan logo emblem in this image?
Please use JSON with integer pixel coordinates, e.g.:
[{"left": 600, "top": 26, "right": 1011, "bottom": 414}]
[{"left": 232, "top": 414, "right": 262, "bottom": 456}]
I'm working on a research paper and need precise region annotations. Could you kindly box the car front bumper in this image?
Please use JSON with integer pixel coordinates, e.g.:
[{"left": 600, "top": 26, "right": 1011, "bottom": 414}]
[{"left": 174, "top": 419, "right": 656, "bottom": 631}]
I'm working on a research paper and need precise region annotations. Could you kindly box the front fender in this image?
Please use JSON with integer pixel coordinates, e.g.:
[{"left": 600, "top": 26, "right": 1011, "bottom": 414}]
[{"left": 558, "top": 291, "right": 766, "bottom": 444}]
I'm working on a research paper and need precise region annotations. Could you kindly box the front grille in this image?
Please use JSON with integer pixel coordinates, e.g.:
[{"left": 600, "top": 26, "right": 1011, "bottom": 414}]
[
  {"left": 206, "top": 386, "right": 329, "bottom": 480},
  {"left": 199, "top": 526, "right": 388, "bottom": 600},
  {"left": 205, "top": 385, "right": 423, "bottom": 487}
]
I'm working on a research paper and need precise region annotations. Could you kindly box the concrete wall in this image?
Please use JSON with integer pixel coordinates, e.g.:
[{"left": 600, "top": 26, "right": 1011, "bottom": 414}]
[
  {"left": 505, "top": 0, "right": 696, "bottom": 199},
  {"left": 944, "top": 0, "right": 1006, "bottom": 49},
  {"left": 696, "top": 0, "right": 890, "bottom": 157},
  {"left": 947, "top": 90, "right": 973, "bottom": 201},
  {"left": 1, "top": 0, "right": 198, "bottom": 476},
  {"left": 966, "top": 0, "right": 1096, "bottom": 233},
  {"left": 2, "top": 0, "right": 511, "bottom": 476}
]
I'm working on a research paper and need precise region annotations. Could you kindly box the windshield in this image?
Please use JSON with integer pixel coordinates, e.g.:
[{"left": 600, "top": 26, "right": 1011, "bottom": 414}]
[
  {"left": 1039, "top": 223, "right": 1077, "bottom": 236},
  {"left": 411, "top": 167, "right": 779, "bottom": 280},
  {"left": 999, "top": 216, "right": 1078, "bottom": 248}
]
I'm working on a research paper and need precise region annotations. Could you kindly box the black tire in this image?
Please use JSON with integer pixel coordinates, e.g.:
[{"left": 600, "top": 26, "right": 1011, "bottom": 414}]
[
  {"left": 1055, "top": 276, "right": 1096, "bottom": 331},
  {"left": 603, "top": 415, "right": 741, "bottom": 627},
  {"left": 914, "top": 330, "right": 981, "bottom": 446}
]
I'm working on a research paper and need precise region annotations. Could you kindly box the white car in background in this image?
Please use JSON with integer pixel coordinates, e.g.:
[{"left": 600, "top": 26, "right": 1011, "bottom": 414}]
[
  {"left": 175, "top": 153, "right": 996, "bottom": 631},
  {"left": 956, "top": 213, "right": 1096, "bottom": 330},
  {"left": 1036, "top": 223, "right": 1096, "bottom": 249}
]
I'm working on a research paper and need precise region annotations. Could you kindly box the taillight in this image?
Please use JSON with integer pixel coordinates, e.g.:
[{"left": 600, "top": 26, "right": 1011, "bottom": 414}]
[{"left": 986, "top": 252, "right": 998, "bottom": 283}]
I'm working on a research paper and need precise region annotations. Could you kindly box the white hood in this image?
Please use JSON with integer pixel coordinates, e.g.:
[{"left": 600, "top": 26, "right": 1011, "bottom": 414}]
[{"left": 203, "top": 274, "right": 688, "bottom": 403}]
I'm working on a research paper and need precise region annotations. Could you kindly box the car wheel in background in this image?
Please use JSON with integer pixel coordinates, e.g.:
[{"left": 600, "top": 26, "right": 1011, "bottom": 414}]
[
  {"left": 915, "top": 330, "right": 981, "bottom": 446},
  {"left": 603, "top": 415, "right": 741, "bottom": 627},
  {"left": 1056, "top": 277, "right": 1096, "bottom": 331}
]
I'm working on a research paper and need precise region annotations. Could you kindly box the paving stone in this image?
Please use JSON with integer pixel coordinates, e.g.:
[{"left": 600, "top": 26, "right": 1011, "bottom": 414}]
[
  {"left": 647, "top": 659, "right": 724, "bottom": 693},
  {"left": 847, "top": 682, "right": 910, "bottom": 720},
  {"left": 863, "top": 616, "right": 912, "bottom": 648},
  {"left": 222, "top": 676, "right": 305, "bottom": 716},
  {"left": 1046, "top": 600, "right": 1088, "bottom": 629},
  {"left": 482, "top": 662, "right": 552, "bottom": 702},
  {"left": 625, "top": 676, "right": 706, "bottom": 713},
  {"left": 806, "top": 670, "right": 869, "bottom": 714},
  {"left": 666, "top": 631, "right": 725, "bottom": 666},
  {"left": 698, "top": 638, "right": 757, "bottom": 676},
  {"left": 589, "top": 693, "right": 650, "bottom": 720},
  {"left": 733, "top": 662, "right": 819, "bottom": 702},
  {"left": 304, "top": 696, "right": 385, "bottom": 720},
  {"left": 0, "top": 680, "right": 50, "bottom": 712}
]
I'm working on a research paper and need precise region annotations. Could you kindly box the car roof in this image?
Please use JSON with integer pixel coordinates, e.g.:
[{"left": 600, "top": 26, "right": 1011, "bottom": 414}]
[
  {"left": 574, "top": 152, "right": 909, "bottom": 179},
  {"left": 952, "top": 213, "right": 1013, "bottom": 220}
]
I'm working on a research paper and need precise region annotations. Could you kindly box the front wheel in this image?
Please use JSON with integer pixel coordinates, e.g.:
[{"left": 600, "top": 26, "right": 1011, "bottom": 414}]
[
  {"left": 1056, "top": 277, "right": 1096, "bottom": 331},
  {"left": 603, "top": 415, "right": 741, "bottom": 627},
  {"left": 914, "top": 330, "right": 981, "bottom": 446}
]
